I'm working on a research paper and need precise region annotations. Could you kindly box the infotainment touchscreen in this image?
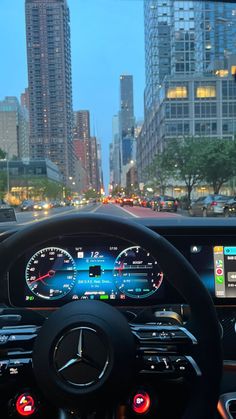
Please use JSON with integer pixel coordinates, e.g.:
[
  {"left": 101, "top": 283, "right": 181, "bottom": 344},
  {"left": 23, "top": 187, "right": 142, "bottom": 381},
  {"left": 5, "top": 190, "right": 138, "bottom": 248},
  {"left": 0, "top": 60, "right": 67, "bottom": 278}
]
[
  {"left": 213, "top": 246, "right": 236, "bottom": 298},
  {"left": 190, "top": 245, "right": 236, "bottom": 299}
]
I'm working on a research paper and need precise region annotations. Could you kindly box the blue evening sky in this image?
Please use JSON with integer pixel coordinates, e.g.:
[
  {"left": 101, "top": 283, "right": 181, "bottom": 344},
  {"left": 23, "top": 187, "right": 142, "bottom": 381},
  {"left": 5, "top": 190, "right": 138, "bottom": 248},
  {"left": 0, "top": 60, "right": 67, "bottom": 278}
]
[{"left": 0, "top": 0, "right": 145, "bottom": 188}]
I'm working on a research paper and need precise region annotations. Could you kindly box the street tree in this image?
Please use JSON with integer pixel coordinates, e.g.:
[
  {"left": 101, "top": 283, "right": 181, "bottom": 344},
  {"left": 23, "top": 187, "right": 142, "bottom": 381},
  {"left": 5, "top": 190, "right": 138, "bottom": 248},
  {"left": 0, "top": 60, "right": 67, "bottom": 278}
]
[
  {"left": 201, "top": 138, "right": 236, "bottom": 194},
  {"left": 146, "top": 153, "right": 172, "bottom": 195},
  {"left": 84, "top": 189, "right": 99, "bottom": 200},
  {"left": 163, "top": 136, "right": 205, "bottom": 205}
]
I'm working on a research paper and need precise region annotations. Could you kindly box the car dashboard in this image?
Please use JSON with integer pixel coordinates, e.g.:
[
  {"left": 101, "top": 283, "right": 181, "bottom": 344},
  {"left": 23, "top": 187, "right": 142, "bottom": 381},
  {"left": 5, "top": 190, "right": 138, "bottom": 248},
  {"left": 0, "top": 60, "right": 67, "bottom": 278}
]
[
  {"left": 1, "top": 218, "right": 236, "bottom": 418},
  {"left": 1, "top": 220, "right": 236, "bottom": 358}
]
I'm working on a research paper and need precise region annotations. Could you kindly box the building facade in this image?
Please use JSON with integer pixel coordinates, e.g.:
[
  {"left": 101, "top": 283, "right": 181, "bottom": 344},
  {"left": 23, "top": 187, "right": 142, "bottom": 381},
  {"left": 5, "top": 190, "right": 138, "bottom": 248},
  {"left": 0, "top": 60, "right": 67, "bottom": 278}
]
[
  {"left": 138, "top": 0, "right": 236, "bottom": 183},
  {"left": 20, "top": 88, "right": 30, "bottom": 111},
  {"left": 73, "top": 137, "right": 101, "bottom": 192},
  {"left": 111, "top": 114, "right": 120, "bottom": 186},
  {"left": 137, "top": 68, "right": 236, "bottom": 182},
  {"left": 25, "top": 0, "right": 73, "bottom": 181},
  {"left": 0, "top": 158, "right": 62, "bottom": 199},
  {"left": 73, "top": 110, "right": 90, "bottom": 140},
  {"left": 0, "top": 96, "right": 29, "bottom": 159},
  {"left": 119, "top": 75, "right": 136, "bottom": 186}
]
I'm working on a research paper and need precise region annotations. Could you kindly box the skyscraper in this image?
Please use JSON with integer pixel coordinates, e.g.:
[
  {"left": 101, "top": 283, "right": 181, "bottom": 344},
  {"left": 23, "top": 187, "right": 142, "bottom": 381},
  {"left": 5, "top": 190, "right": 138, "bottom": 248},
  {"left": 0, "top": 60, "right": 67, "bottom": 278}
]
[
  {"left": 119, "top": 75, "right": 134, "bottom": 140},
  {"left": 25, "top": 0, "right": 73, "bottom": 181},
  {"left": 201, "top": 1, "right": 236, "bottom": 71},
  {"left": 138, "top": 1, "right": 236, "bottom": 183},
  {"left": 144, "top": 1, "right": 202, "bottom": 112},
  {"left": 0, "top": 97, "right": 29, "bottom": 159},
  {"left": 111, "top": 114, "right": 120, "bottom": 186},
  {"left": 143, "top": 0, "right": 236, "bottom": 112},
  {"left": 73, "top": 110, "right": 90, "bottom": 140},
  {"left": 20, "top": 88, "right": 30, "bottom": 111},
  {"left": 119, "top": 75, "right": 135, "bottom": 186}
]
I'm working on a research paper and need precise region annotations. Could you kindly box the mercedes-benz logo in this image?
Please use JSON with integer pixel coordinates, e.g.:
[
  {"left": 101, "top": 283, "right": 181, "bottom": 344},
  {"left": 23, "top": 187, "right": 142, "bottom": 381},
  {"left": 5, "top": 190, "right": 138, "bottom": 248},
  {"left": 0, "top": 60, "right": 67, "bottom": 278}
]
[{"left": 53, "top": 326, "right": 109, "bottom": 387}]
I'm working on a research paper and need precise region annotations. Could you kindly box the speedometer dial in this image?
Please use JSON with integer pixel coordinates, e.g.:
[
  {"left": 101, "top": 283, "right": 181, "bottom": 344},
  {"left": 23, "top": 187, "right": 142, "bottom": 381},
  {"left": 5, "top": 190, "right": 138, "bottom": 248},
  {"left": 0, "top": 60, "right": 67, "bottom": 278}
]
[
  {"left": 113, "top": 246, "right": 163, "bottom": 298},
  {"left": 25, "top": 247, "right": 76, "bottom": 300}
]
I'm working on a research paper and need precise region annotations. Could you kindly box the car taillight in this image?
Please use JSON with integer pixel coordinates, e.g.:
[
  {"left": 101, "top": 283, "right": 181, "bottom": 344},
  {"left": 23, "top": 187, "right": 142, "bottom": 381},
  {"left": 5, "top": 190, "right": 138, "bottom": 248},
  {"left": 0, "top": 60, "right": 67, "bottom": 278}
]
[
  {"left": 211, "top": 201, "right": 217, "bottom": 206},
  {"left": 130, "top": 199, "right": 133, "bottom": 202},
  {"left": 160, "top": 201, "right": 165, "bottom": 206}
]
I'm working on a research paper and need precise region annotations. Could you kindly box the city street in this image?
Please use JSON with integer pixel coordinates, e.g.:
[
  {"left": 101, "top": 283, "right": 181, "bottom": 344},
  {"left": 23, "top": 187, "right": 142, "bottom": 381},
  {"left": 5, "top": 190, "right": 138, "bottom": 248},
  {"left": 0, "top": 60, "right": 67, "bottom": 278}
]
[{"left": 1, "top": 202, "right": 185, "bottom": 227}]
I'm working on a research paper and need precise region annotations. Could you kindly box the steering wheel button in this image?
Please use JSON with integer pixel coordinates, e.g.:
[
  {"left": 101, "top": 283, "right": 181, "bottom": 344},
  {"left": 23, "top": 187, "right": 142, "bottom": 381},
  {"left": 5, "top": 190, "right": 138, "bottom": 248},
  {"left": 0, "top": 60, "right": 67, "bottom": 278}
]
[
  {"left": 143, "top": 355, "right": 155, "bottom": 363},
  {"left": 171, "top": 357, "right": 191, "bottom": 375},
  {"left": 132, "top": 391, "right": 151, "bottom": 414},
  {"left": 0, "top": 334, "right": 8, "bottom": 344},
  {"left": 170, "top": 330, "right": 189, "bottom": 342},
  {"left": 0, "top": 360, "right": 8, "bottom": 376},
  {"left": 159, "top": 331, "right": 170, "bottom": 340},
  {"left": 15, "top": 392, "right": 37, "bottom": 416},
  {"left": 156, "top": 356, "right": 172, "bottom": 372}
]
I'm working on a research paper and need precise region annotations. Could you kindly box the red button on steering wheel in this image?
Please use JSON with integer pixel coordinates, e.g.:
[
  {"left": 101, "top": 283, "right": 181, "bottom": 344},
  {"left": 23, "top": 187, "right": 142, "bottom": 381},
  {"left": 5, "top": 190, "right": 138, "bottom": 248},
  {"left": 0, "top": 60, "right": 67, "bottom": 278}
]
[
  {"left": 132, "top": 391, "right": 151, "bottom": 414},
  {"left": 16, "top": 393, "right": 36, "bottom": 417}
]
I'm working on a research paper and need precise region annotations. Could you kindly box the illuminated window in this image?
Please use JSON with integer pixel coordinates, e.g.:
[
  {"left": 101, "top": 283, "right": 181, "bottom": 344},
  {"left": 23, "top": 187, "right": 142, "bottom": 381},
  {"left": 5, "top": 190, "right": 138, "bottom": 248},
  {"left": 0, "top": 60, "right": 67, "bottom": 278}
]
[
  {"left": 231, "top": 66, "right": 236, "bottom": 76},
  {"left": 215, "top": 69, "right": 228, "bottom": 77},
  {"left": 167, "top": 86, "right": 187, "bottom": 99},
  {"left": 196, "top": 86, "right": 216, "bottom": 98}
]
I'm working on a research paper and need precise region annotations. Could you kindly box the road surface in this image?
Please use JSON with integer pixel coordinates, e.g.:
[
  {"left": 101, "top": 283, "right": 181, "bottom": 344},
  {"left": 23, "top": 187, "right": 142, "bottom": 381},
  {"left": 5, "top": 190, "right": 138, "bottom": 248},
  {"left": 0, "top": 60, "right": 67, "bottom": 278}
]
[{"left": 0, "top": 202, "right": 185, "bottom": 227}]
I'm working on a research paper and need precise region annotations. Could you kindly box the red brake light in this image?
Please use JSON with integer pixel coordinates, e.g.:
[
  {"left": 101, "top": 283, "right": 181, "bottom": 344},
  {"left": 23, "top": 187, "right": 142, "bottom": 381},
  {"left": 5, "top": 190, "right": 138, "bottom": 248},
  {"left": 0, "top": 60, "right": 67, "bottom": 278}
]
[
  {"left": 160, "top": 201, "right": 165, "bottom": 205},
  {"left": 211, "top": 201, "right": 217, "bottom": 206}
]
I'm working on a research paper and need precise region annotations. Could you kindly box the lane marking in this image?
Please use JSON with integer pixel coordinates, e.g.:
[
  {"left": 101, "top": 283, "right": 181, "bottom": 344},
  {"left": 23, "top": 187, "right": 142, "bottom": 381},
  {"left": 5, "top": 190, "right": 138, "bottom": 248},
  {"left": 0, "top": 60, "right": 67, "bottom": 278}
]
[
  {"left": 18, "top": 207, "right": 86, "bottom": 225},
  {"left": 19, "top": 203, "right": 104, "bottom": 225},
  {"left": 114, "top": 205, "right": 139, "bottom": 218},
  {"left": 90, "top": 203, "right": 103, "bottom": 213}
]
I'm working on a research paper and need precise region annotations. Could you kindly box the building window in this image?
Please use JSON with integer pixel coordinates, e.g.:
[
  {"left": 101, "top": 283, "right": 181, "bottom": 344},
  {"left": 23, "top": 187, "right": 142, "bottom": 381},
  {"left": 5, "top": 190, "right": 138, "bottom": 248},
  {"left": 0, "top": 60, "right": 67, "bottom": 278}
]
[
  {"left": 196, "top": 86, "right": 216, "bottom": 98},
  {"left": 167, "top": 86, "right": 187, "bottom": 99},
  {"left": 231, "top": 66, "right": 236, "bottom": 76}
]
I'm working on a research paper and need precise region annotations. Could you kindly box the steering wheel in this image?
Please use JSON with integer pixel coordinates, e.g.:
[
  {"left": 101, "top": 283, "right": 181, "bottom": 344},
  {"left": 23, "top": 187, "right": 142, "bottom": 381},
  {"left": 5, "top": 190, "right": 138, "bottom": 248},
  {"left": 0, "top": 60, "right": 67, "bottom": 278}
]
[{"left": 0, "top": 214, "right": 222, "bottom": 418}]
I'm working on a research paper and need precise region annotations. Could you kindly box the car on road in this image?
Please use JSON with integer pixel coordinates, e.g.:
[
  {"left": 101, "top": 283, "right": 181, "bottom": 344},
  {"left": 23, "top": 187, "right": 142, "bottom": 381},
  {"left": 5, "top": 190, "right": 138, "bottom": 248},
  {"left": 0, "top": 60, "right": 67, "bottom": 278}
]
[
  {"left": 33, "top": 201, "right": 51, "bottom": 211},
  {"left": 152, "top": 195, "right": 178, "bottom": 212},
  {"left": 189, "top": 194, "right": 232, "bottom": 217},
  {"left": 20, "top": 200, "right": 35, "bottom": 211},
  {"left": 120, "top": 197, "right": 134, "bottom": 207}
]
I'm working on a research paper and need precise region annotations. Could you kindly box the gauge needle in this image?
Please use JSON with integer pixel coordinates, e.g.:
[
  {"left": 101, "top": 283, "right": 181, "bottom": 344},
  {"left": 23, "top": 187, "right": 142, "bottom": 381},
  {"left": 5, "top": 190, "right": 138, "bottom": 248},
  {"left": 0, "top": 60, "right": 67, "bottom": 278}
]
[
  {"left": 30, "top": 270, "right": 55, "bottom": 283},
  {"left": 117, "top": 262, "right": 124, "bottom": 276}
]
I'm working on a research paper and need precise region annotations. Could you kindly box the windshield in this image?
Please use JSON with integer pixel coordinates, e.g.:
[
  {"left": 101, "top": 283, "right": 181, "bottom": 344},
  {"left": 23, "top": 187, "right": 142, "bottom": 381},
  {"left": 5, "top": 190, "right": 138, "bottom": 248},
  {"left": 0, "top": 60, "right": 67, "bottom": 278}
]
[{"left": 1, "top": 0, "right": 236, "bottom": 225}]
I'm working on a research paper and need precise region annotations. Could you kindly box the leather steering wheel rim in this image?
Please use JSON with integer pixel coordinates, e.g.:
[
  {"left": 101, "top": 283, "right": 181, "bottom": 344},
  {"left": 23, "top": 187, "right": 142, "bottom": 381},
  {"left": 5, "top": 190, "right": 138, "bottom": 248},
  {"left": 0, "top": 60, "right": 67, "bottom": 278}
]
[{"left": 0, "top": 214, "right": 222, "bottom": 418}]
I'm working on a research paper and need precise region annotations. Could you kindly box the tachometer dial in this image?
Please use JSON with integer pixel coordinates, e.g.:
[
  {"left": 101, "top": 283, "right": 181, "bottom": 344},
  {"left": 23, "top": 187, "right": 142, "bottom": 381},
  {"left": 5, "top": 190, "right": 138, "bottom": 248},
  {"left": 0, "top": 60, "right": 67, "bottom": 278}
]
[
  {"left": 25, "top": 247, "right": 76, "bottom": 300},
  {"left": 113, "top": 246, "right": 163, "bottom": 298}
]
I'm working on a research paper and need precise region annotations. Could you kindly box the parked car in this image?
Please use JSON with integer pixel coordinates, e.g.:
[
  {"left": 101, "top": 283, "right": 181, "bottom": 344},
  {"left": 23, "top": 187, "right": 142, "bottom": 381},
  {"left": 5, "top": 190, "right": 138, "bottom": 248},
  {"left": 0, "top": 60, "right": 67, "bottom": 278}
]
[
  {"left": 150, "top": 196, "right": 160, "bottom": 211},
  {"left": 120, "top": 197, "right": 134, "bottom": 207},
  {"left": 223, "top": 196, "right": 236, "bottom": 217},
  {"left": 20, "top": 200, "right": 35, "bottom": 211},
  {"left": 140, "top": 197, "right": 149, "bottom": 207},
  {"left": 152, "top": 195, "right": 178, "bottom": 212},
  {"left": 189, "top": 194, "right": 232, "bottom": 217}
]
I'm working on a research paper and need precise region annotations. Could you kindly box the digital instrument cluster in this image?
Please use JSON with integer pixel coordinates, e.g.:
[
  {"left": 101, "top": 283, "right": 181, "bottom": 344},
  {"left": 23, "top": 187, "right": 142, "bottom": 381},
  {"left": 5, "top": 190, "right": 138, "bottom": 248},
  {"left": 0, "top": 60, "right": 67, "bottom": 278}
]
[{"left": 9, "top": 241, "right": 165, "bottom": 307}]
